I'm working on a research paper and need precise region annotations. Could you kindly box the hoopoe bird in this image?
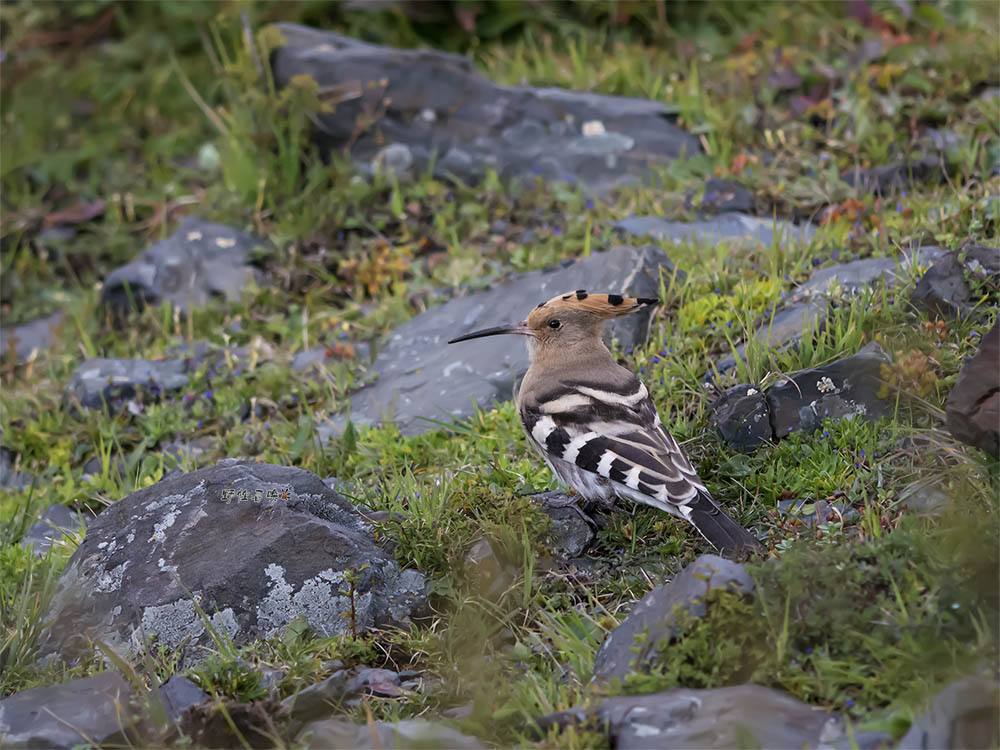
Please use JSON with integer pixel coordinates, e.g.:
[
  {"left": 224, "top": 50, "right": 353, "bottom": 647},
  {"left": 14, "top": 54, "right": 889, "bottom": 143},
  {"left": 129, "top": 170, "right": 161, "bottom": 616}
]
[{"left": 448, "top": 290, "right": 764, "bottom": 558}]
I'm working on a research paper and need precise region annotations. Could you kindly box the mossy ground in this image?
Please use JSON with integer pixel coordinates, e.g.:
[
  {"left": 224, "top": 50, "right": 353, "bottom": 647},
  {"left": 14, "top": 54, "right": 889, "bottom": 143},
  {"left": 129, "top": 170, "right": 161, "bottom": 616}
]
[{"left": 1, "top": 1, "right": 997, "bottom": 747}]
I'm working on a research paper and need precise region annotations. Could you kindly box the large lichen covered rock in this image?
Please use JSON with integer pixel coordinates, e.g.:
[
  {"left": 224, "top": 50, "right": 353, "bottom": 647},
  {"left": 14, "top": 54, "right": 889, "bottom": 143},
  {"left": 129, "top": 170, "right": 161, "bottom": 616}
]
[{"left": 37, "top": 459, "right": 427, "bottom": 667}]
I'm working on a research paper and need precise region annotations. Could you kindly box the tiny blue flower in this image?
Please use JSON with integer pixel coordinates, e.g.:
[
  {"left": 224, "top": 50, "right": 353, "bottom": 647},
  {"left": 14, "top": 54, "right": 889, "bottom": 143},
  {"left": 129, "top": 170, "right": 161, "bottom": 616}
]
[
  {"left": 896, "top": 203, "right": 903, "bottom": 213},
  {"left": 846, "top": 699, "right": 855, "bottom": 707},
  {"left": 205, "top": 389, "right": 213, "bottom": 398},
  {"left": 553, "top": 226, "right": 562, "bottom": 235},
  {"left": 586, "top": 199, "right": 595, "bottom": 210},
  {"left": 805, "top": 647, "right": 813, "bottom": 654},
  {"left": 197, "top": 420, "right": 204, "bottom": 428}
]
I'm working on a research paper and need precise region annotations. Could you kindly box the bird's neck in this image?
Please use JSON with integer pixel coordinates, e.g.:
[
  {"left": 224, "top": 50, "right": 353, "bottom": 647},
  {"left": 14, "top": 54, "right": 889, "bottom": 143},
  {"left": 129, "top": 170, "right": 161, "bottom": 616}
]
[{"left": 526, "top": 337, "right": 617, "bottom": 373}]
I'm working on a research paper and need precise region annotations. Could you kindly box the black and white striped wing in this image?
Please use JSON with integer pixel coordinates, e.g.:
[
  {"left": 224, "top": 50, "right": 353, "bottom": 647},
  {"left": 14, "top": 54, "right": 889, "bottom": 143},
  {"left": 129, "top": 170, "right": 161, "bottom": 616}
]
[{"left": 519, "top": 378, "right": 709, "bottom": 514}]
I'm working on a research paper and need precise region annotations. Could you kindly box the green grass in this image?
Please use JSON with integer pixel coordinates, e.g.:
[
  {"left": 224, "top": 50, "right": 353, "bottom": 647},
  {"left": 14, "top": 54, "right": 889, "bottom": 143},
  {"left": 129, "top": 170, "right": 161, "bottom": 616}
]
[{"left": 1, "top": 1, "right": 998, "bottom": 746}]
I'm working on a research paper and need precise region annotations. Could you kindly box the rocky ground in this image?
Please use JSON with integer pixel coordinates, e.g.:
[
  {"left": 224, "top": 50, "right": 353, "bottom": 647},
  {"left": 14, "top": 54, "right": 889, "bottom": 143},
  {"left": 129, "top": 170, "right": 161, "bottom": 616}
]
[{"left": 1, "top": 2, "right": 998, "bottom": 748}]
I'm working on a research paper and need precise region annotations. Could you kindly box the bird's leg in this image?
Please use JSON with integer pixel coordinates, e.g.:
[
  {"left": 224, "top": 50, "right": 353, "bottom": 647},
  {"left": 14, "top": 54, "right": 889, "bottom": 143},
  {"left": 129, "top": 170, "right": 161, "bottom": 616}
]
[{"left": 539, "top": 490, "right": 600, "bottom": 530}]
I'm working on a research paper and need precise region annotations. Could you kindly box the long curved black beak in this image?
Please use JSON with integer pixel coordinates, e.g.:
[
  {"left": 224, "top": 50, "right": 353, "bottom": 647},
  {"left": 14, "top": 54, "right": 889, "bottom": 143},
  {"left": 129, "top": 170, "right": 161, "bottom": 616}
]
[{"left": 447, "top": 322, "right": 534, "bottom": 344}]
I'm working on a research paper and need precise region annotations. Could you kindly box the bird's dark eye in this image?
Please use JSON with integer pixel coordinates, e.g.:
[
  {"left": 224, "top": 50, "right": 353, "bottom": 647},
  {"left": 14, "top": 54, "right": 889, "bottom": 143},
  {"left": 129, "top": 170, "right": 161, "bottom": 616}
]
[{"left": 548, "top": 319, "right": 561, "bottom": 329}]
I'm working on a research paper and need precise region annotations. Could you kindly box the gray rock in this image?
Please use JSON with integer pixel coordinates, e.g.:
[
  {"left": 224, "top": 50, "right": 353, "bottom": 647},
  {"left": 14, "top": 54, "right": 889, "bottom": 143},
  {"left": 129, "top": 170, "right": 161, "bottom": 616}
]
[
  {"left": 615, "top": 212, "right": 813, "bottom": 250},
  {"left": 82, "top": 453, "right": 126, "bottom": 479},
  {"left": 946, "top": 321, "right": 999, "bottom": 456},
  {"left": 270, "top": 24, "right": 699, "bottom": 196},
  {"left": 292, "top": 347, "right": 332, "bottom": 371},
  {"left": 911, "top": 246, "right": 999, "bottom": 320},
  {"left": 0, "top": 672, "right": 133, "bottom": 749},
  {"left": 592, "top": 554, "right": 754, "bottom": 682},
  {"left": 533, "top": 491, "right": 594, "bottom": 558},
  {"left": 794, "top": 248, "right": 948, "bottom": 302},
  {"left": 537, "top": 684, "right": 891, "bottom": 750},
  {"left": 687, "top": 177, "right": 754, "bottom": 214},
  {"left": 259, "top": 668, "right": 285, "bottom": 694},
  {"left": 0, "top": 310, "right": 64, "bottom": 363},
  {"left": 842, "top": 155, "right": 947, "bottom": 194},
  {"left": 372, "top": 143, "right": 414, "bottom": 177},
  {"left": 766, "top": 342, "right": 893, "bottom": 440},
  {"left": 284, "top": 665, "right": 401, "bottom": 721},
  {"left": 713, "top": 300, "right": 827, "bottom": 376},
  {"left": 65, "top": 357, "right": 191, "bottom": 410},
  {"left": 776, "top": 498, "right": 859, "bottom": 527},
  {"left": 464, "top": 536, "right": 516, "bottom": 601},
  {"left": 714, "top": 248, "right": 946, "bottom": 378},
  {"left": 21, "top": 504, "right": 86, "bottom": 557},
  {"left": 158, "top": 674, "right": 208, "bottom": 723},
  {"left": 37, "top": 459, "right": 427, "bottom": 667},
  {"left": 159, "top": 438, "right": 214, "bottom": 470},
  {"left": 0, "top": 445, "right": 31, "bottom": 492},
  {"left": 708, "top": 384, "right": 773, "bottom": 452},
  {"left": 899, "top": 481, "right": 951, "bottom": 515},
  {"left": 316, "top": 244, "right": 674, "bottom": 439},
  {"left": 345, "top": 667, "right": 401, "bottom": 698},
  {"left": 101, "top": 217, "right": 263, "bottom": 318},
  {"left": 298, "top": 718, "right": 484, "bottom": 749},
  {"left": 712, "top": 343, "right": 894, "bottom": 450},
  {"left": 284, "top": 669, "right": 352, "bottom": 722},
  {"left": 911, "top": 253, "right": 973, "bottom": 318},
  {"left": 898, "top": 676, "right": 998, "bottom": 750}
]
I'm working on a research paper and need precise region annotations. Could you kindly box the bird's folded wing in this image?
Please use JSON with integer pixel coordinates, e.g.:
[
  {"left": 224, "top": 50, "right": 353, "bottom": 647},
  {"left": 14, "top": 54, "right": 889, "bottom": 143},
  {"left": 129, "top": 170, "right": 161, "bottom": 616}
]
[{"left": 521, "top": 380, "right": 707, "bottom": 506}]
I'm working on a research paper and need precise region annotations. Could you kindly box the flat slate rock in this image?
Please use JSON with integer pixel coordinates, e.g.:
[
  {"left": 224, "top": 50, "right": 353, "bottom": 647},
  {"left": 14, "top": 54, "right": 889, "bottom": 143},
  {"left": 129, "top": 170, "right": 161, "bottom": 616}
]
[
  {"left": 270, "top": 24, "right": 700, "bottom": 195},
  {"left": 593, "top": 555, "right": 754, "bottom": 682},
  {"left": 766, "top": 342, "right": 893, "bottom": 440},
  {"left": 0, "top": 310, "right": 64, "bottom": 363},
  {"left": 946, "top": 320, "right": 999, "bottom": 456},
  {"left": 101, "top": 217, "right": 263, "bottom": 318},
  {"left": 159, "top": 675, "right": 209, "bottom": 723},
  {"left": 316, "top": 244, "right": 674, "bottom": 439},
  {"left": 0, "top": 444, "right": 32, "bottom": 492},
  {"left": 532, "top": 491, "right": 596, "bottom": 558},
  {"left": 65, "top": 357, "right": 191, "bottom": 410},
  {"left": 910, "top": 245, "right": 999, "bottom": 320},
  {"left": 37, "top": 459, "right": 427, "bottom": 667},
  {"left": 0, "top": 672, "right": 133, "bottom": 749},
  {"left": 841, "top": 155, "right": 948, "bottom": 194},
  {"left": 711, "top": 342, "right": 894, "bottom": 451},
  {"left": 898, "top": 676, "right": 998, "bottom": 750},
  {"left": 537, "top": 684, "right": 891, "bottom": 750},
  {"left": 615, "top": 212, "right": 814, "bottom": 249},
  {"left": 20, "top": 504, "right": 87, "bottom": 557},
  {"left": 298, "top": 718, "right": 484, "bottom": 749},
  {"left": 715, "top": 247, "right": 946, "bottom": 377}
]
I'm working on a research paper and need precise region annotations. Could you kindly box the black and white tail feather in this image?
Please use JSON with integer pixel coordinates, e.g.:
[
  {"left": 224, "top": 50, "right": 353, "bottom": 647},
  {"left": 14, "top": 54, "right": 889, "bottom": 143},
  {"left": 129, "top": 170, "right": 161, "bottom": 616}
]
[
  {"left": 520, "top": 374, "right": 763, "bottom": 557},
  {"left": 448, "top": 290, "right": 764, "bottom": 558}
]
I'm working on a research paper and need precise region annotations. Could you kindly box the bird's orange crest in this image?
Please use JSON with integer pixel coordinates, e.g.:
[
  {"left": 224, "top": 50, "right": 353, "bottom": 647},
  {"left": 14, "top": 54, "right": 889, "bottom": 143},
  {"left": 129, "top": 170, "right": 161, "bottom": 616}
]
[{"left": 527, "top": 290, "right": 659, "bottom": 324}]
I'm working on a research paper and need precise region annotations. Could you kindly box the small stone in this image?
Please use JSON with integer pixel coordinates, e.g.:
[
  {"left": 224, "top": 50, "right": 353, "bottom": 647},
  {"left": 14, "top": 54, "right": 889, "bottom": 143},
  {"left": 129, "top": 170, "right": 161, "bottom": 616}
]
[
  {"left": 158, "top": 675, "right": 208, "bottom": 723},
  {"left": 898, "top": 676, "right": 998, "bottom": 750},
  {"left": 372, "top": 143, "right": 413, "bottom": 177},
  {"left": 100, "top": 217, "right": 263, "bottom": 320},
  {"left": 532, "top": 491, "right": 594, "bottom": 557},
  {"left": 20, "top": 505, "right": 86, "bottom": 557},
  {"left": 709, "top": 384, "right": 773, "bottom": 452},
  {"left": 946, "top": 321, "right": 999, "bottom": 456},
  {"left": 592, "top": 554, "right": 754, "bottom": 682},
  {"left": 0, "top": 672, "right": 133, "bottom": 748}
]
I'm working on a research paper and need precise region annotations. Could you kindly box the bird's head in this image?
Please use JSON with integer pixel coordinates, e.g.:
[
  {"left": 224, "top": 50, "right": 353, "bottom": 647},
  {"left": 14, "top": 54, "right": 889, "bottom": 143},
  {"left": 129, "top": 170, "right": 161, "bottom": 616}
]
[{"left": 447, "top": 290, "right": 659, "bottom": 360}]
